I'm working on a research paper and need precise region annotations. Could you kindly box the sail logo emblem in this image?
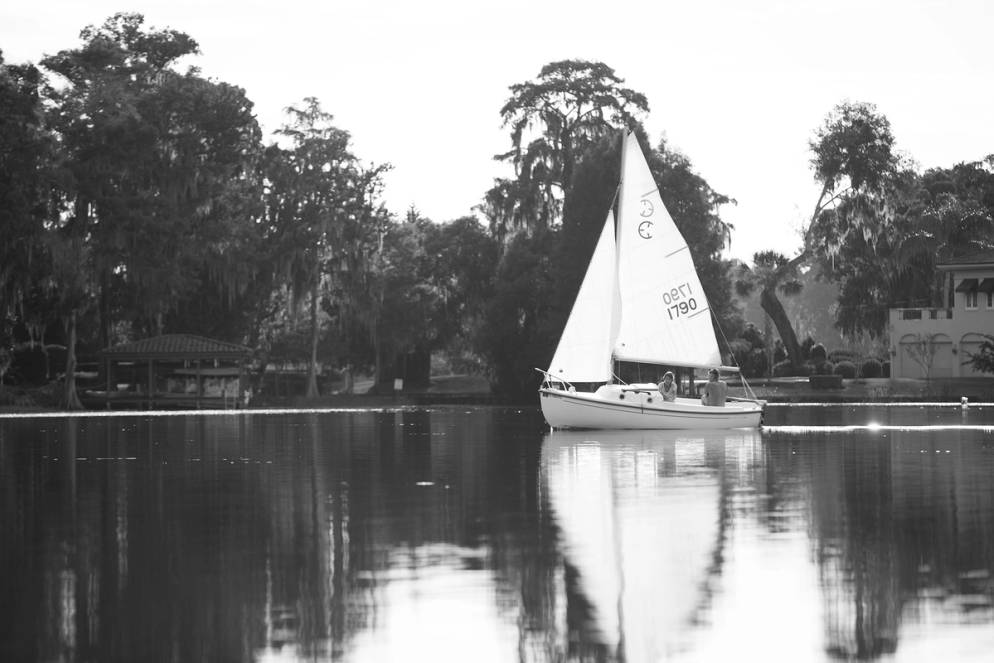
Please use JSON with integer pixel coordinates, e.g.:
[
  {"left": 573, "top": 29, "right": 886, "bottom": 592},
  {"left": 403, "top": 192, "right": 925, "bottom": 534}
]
[{"left": 638, "top": 198, "right": 654, "bottom": 238}]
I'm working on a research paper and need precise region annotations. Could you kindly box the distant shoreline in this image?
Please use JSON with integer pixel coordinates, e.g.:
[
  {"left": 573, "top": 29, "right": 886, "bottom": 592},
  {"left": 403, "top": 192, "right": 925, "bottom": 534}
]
[{"left": 1, "top": 376, "right": 991, "bottom": 415}]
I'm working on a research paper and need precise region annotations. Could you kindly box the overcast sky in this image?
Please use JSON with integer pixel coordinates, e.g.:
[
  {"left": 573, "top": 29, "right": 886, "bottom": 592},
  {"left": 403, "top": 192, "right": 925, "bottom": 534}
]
[{"left": 3, "top": 0, "right": 992, "bottom": 262}]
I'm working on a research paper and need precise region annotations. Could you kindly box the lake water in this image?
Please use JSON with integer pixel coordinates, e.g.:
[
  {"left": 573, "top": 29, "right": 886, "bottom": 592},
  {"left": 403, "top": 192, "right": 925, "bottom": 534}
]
[{"left": 1, "top": 404, "right": 992, "bottom": 662}]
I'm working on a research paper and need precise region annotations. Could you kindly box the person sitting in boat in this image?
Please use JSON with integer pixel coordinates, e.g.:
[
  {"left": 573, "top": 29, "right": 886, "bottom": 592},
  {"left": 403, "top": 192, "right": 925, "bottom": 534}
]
[
  {"left": 700, "top": 368, "right": 727, "bottom": 406},
  {"left": 657, "top": 371, "right": 677, "bottom": 402}
]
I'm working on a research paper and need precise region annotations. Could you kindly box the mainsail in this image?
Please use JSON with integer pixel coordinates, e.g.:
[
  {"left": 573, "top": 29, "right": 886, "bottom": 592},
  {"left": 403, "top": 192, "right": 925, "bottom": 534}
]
[
  {"left": 613, "top": 133, "right": 721, "bottom": 367},
  {"left": 546, "top": 212, "right": 620, "bottom": 382},
  {"left": 546, "top": 132, "right": 722, "bottom": 383}
]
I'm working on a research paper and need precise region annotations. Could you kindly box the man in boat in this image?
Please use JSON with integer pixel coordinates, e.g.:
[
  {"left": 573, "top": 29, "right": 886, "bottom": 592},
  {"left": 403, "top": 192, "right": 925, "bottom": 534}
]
[{"left": 700, "top": 368, "right": 727, "bottom": 406}]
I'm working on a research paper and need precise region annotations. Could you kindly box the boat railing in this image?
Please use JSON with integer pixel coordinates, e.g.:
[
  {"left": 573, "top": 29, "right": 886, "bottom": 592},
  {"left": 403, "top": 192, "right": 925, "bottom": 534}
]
[{"left": 535, "top": 368, "right": 574, "bottom": 392}]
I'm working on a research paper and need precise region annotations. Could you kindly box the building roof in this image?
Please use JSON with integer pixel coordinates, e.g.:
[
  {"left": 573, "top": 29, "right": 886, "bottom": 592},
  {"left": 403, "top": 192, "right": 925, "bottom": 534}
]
[
  {"left": 100, "top": 334, "right": 251, "bottom": 360},
  {"left": 937, "top": 249, "right": 994, "bottom": 270}
]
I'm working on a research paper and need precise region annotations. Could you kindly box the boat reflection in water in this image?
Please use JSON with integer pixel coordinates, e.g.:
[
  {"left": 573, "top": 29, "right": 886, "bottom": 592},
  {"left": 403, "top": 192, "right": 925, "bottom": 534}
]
[{"left": 542, "top": 427, "right": 759, "bottom": 661}]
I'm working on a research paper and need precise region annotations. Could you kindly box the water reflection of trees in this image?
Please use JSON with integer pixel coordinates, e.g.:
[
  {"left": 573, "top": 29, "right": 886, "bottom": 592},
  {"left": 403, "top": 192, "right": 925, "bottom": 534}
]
[
  {"left": 764, "top": 430, "right": 994, "bottom": 660},
  {"left": 0, "top": 409, "right": 561, "bottom": 662},
  {"left": 3, "top": 414, "right": 993, "bottom": 662}
]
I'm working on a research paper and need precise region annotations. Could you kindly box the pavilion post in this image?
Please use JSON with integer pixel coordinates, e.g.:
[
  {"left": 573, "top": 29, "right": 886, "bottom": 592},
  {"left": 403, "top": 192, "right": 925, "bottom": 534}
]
[{"left": 147, "top": 359, "right": 154, "bottom": 409}]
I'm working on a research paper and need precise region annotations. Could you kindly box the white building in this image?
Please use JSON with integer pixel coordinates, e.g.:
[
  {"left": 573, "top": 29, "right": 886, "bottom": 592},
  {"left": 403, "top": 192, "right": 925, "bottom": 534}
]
[{"left": 889, "top": 251, "right": 994, "bottom": 379}]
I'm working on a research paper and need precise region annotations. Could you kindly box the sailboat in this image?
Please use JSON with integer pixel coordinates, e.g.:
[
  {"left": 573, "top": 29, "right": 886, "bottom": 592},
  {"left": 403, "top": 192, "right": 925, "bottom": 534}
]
[{"left": 539, "top": 132, "right": 763, "bottom": 429}]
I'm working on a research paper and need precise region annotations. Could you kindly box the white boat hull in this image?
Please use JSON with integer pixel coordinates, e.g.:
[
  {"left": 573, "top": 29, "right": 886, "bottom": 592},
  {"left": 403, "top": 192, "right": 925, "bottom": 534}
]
[{"left": 540, "top": 385, "right": 763, "bottom": 429}]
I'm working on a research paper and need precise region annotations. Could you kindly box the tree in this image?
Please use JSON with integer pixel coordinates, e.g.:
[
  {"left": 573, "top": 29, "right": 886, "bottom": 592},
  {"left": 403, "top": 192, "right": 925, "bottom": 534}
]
[
  {"left": 0, "top": 53, "right": 52, "bottom": 341},
  {"left": 41, "top": 233, "right": 95, "bottom": 409},
  {"left": 330, "top": 211, "right": 499, "bottom": 392},
  {"left": 41, "top": 12, "right": 264, "bottom": 346},
  {"left": 728, "top": 322, "right": 769, "bottom": 378},
  {"left": 965, "top": 334, "right": 994, "bottom": 375},
  {"left": 903, "top": 333, "right": 940, "bottom": 379},
  {"left": 895, "top": 159, "right": 994, "bottom": 304},
  {"left": 476, "top": 228, "right": 560, "bottom": 400},
  {"left": 483, "top": 60, "right": 648, "bottom": 241},
  {"left": 735, "top": 251, "right": 804, "bottom": 363},
  {"left": 364, "top": 213, "right": 442, "bottom": 389},
  {"left": 420, "top": 216, "right": 498, "bottom": 366},
  {"left": 755, "top": 101, "right": 898, "bottom": 365},
  {"left": 264, "top": 98, "right": 364, "bottom": 397},
  {"left": 817, "top": 158, "right": 994, "bottom": 338},
  {"left": 324, "top": 162, "right": 391, "bottom": 388}
]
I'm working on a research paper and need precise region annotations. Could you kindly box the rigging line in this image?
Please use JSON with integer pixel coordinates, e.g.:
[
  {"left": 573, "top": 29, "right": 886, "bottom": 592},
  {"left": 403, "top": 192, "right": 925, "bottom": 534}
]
[
  {"left": 610, "top": 181, "right": 622, "bottom": 210},
  {"left": 611, "top": 370, "right": 628, "bottom": 386},
  {"left": 606, "top": 164, "right": 623, "bottom": 220},
  {"left": 705, "top": 291, "right": 759, "bottom": 401}
]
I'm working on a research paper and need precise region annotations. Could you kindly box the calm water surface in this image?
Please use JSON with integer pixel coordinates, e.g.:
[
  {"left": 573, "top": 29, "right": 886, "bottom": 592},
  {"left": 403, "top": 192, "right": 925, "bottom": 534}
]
[{"left": 1, "top": 404, "right": 992, "bottom": 662}]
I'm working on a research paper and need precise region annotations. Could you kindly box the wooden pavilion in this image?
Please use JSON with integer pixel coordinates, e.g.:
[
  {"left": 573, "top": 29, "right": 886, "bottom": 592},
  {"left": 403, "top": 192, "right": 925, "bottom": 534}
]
[{"left": 95, "top": 334, "right": 252, "bottom": 409}]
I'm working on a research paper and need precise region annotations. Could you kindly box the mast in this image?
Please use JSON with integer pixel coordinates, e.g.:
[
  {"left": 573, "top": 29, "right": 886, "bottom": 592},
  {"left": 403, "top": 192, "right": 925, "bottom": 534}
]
[{"left": 610, "top": 130, "right": 629, "bottom": 383}]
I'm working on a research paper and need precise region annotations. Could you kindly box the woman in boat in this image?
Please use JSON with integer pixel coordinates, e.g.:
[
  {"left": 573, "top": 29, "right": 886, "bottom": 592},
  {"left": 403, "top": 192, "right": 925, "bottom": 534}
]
[
  {"left": 657, "top": 371, "right": 677, "bottom": 402},
  {"left": 700, "top": 368, "right": 728, "bottom": 406}
]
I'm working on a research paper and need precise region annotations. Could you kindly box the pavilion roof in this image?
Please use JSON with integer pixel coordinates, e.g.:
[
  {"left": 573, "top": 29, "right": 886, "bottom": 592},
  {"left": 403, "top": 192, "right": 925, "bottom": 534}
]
[{"left": 100, "top": 334, "right": 251, "bottom": 360}]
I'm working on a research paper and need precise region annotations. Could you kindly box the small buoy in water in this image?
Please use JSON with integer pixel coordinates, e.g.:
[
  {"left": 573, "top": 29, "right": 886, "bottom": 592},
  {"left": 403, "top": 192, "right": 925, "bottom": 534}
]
[{"left": 961, "top": 396, "right": 969, "bottom": 409}]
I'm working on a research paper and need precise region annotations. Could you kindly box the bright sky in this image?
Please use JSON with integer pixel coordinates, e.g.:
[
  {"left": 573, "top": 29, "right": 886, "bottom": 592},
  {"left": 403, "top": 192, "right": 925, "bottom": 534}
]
[{"left": 3, "top": 0, "right": 992, "bottom": 262}]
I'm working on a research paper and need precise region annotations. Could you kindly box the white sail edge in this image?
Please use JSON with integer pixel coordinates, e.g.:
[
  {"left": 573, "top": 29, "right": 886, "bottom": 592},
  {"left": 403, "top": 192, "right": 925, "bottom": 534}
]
[{"left": 545, "top": 211, "right": 618, "bottom": 383}]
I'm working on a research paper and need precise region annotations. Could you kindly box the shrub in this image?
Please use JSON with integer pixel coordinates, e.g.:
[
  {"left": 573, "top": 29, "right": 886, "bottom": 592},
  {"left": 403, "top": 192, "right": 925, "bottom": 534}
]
[
  {"left": 833, "top": 360, "right": 857, "bottom": 379},
  {"left": 730, "top": 340, "right": 756, "bottom": 377},
  {"left": 809, "top": 360, "right": 834, "bottom": 375},
  {"left": 729, "top": 340, "right": 770, "bottom": 378},
  {"left": 773, "top": 341, "right": 787, "bottom": 364},
  {"left": 965, "top": 334, "right": 994, "bottom": 374},
  {"left": 773, "top": 360, "right": 811, "bottom": 377},
  {"left": 860, "top": 358, "right": 882, "bottom": 378},
  {"left": 772, "top": 360, "right": 794, "bottom": 377},
  {"left": 809, "top": 343, "right": 827, "bottom": 362},
  {"left": 828, "top": 349, "right": 858, "bottom": 364},
  {"left": 739, "top": 323, "right": 765, "bottom": 350}
]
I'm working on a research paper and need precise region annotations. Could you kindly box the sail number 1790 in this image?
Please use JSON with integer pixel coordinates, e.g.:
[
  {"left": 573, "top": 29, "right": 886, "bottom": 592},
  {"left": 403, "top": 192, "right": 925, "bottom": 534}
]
[{"left": 662, "top": 282, "right": 698, "bottom": 319}]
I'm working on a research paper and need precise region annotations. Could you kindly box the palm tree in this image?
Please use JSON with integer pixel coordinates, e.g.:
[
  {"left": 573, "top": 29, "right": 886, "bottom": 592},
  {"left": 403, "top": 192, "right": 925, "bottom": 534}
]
[
  {"left": 894, "top": 160, "right": 994, "bottom": 306},
  {"left": 735, "top": 252, "right": 804, "bottom": 367}
]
